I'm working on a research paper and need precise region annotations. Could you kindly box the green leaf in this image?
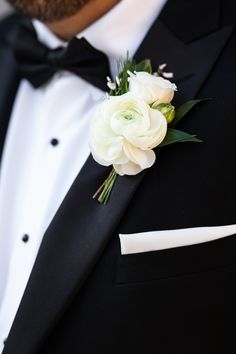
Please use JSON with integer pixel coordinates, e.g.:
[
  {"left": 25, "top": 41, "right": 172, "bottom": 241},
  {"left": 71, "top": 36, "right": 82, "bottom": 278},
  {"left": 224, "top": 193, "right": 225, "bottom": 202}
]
[
  {"left": 160, "top": 128, "right": 202, "bottom": 147},
  {"left": 134, "top": 59, "right": 152, "bottom": 73},
  {"left": 170, "top": 98, "right": 211, "bottom": 128}
]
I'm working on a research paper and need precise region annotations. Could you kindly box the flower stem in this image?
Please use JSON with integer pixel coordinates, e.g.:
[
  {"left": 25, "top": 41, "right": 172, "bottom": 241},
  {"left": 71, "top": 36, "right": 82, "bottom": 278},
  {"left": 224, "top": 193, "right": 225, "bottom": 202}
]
[
  {"left": 93, "top": 170, "right": 113, "bottom": 199},
  {"left": 93, "top": 169, "right": 118, "bottom": 205}
]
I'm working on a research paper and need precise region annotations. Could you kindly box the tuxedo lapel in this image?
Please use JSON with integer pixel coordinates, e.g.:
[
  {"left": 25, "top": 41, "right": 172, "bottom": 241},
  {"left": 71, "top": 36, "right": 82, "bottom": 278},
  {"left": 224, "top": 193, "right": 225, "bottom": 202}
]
[
  {"left": 4, "top": 157, "right": 146, "bottom": 354},
  {"left": 134, "top": 6, "right": 233, "bottom": 105},
  {"left": 0, "top": 40, "right": 20, "bottom": 164},
  {"left": 3, "top": 2, "right": 233, "bottom": 354}
]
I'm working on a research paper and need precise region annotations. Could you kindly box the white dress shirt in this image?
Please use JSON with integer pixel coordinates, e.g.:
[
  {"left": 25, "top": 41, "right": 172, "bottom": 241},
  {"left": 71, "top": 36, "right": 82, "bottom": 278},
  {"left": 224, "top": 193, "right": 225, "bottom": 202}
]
[{"left": 0, "top": 0, "right": 167, "bottom": 350}]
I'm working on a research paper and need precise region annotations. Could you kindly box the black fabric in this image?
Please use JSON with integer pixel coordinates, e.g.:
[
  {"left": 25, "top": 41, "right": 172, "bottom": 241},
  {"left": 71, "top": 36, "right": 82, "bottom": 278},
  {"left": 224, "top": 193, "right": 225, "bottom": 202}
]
[
  {"left": 7, "top": 19, "right": 111, "bottom": 91},
  {"left": 0, "top": 15, "right": 20, "bottom": 164},
  {"left": 0, "top": 0, "right": 236, "bottom": 353}
]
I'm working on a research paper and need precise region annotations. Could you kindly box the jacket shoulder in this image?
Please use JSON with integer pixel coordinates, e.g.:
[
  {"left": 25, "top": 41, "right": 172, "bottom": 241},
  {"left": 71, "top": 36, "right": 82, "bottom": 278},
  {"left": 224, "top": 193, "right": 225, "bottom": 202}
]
[{"left": 0, "top": 12, "right": 24, "bottom": 44}]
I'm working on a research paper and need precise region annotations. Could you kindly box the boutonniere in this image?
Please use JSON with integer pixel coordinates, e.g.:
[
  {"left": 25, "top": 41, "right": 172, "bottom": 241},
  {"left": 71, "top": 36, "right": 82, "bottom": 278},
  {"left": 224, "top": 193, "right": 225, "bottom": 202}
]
[{"left": 90, "top": 58, "right": 205, "bottom": 205}]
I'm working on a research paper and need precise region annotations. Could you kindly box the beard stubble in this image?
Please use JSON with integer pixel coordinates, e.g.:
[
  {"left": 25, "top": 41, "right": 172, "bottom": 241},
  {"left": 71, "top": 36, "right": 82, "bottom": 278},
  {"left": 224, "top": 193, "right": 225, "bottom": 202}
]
[{"left": 6, "top": 0, "right": 92, "bottom": 22}]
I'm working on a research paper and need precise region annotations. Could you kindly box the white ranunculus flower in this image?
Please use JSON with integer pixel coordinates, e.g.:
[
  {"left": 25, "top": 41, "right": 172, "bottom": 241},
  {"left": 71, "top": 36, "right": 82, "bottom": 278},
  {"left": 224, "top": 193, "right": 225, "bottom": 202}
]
[
  {"left": 90, "top": 93, "right": 167, "bottom": 176},
  {"left": 128, "top": 71, "right": 177, "bottom": 105}
]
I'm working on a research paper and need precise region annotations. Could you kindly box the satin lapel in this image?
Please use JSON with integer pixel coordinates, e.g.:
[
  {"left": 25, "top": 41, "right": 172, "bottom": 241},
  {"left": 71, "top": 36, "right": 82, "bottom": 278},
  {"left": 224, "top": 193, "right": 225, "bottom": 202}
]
[
  {"left": 134, "top": 20, "right": 233, "bottom": 106},
  {"left": 3, "top": 2, "right": 233, "bottom": 354},
  {"left": 4, "top": 157, "right": 146, "bottom": 354},
  {"left": 0, "top": 41, "right": 20, "bottom": 164}
]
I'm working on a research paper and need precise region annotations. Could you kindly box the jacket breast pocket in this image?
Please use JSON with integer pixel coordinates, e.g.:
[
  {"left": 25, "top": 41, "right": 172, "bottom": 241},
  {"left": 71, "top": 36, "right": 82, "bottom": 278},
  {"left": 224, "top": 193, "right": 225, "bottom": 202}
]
[{"left": 115, "top": 233, "right": 236, "bottom": 285}]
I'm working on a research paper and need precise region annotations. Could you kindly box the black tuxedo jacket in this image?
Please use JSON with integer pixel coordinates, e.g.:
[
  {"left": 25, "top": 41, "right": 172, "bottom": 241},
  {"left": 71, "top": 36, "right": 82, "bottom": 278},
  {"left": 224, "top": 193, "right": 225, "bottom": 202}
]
[{"left": 0, "top": 1, "right": 236, "bottom": 353}]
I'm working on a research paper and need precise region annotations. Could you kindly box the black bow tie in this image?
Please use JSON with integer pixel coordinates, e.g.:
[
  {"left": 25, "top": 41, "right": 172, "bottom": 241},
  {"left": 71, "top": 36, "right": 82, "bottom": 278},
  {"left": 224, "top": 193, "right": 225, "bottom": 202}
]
[{"left": 8, "top": 20, "right": 111, "bottom": 91}]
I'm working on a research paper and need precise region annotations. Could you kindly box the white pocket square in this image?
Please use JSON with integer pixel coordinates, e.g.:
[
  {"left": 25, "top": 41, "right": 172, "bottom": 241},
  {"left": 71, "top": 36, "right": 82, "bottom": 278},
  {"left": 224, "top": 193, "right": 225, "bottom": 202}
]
[{"left": 119, "top": 224, "right": 236, "bottom": 255}]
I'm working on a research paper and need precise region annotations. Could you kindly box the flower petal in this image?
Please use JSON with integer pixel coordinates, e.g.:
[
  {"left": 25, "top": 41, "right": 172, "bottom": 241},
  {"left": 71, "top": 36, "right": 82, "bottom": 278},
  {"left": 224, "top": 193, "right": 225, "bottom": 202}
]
[
  {"left": 114, "top": 161, "right": 143, "bottom": 176},
  {"left": 124, "top": 109, "right": 167, "bottom": 150},
  {"left": 123, "top": 143, "right": 156, "bottom": 170}
]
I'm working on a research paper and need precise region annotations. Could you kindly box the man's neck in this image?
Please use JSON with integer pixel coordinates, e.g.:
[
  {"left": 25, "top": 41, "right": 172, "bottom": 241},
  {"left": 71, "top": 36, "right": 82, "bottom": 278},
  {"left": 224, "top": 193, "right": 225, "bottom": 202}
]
[{"left": 47, "top": 0, "right": 121, "bottom": 41}]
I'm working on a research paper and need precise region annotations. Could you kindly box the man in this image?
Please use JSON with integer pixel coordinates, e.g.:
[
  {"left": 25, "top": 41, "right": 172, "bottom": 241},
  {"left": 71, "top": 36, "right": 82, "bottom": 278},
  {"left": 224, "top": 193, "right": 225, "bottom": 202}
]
[{"left": 0, "top": 0, "right": 235, "bottom": 353}]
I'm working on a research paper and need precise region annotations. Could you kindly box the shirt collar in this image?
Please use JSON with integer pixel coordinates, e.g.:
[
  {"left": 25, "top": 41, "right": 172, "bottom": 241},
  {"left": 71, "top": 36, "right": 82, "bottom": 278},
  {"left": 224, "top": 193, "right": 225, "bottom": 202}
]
[{"left": 33, "top": 0, "right": 167, "bottom": 77}]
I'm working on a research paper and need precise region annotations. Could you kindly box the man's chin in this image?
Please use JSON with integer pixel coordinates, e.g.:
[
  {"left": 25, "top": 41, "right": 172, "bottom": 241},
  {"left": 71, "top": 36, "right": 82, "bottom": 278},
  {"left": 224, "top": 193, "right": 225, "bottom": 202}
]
[{"left": 5, "top": 0, "right": 91, "bottom": 23}]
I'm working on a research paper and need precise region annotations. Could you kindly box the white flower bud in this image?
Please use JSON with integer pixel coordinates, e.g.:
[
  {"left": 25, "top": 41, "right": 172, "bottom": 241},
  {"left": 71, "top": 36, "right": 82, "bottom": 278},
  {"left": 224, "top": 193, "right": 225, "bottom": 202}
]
[{"left": 129, "top": 71, "right": 177, "bottom": 105}]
